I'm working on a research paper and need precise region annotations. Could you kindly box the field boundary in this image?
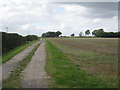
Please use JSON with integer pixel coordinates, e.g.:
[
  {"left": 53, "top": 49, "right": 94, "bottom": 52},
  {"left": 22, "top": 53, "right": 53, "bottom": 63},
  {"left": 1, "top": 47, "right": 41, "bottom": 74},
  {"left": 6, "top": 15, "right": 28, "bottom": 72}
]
[
  {"left": 2, "top": 40, "right": 39, "bottom": 63},
  {"left": 45, "top": 39, "right": 110, "bottom": 88}
]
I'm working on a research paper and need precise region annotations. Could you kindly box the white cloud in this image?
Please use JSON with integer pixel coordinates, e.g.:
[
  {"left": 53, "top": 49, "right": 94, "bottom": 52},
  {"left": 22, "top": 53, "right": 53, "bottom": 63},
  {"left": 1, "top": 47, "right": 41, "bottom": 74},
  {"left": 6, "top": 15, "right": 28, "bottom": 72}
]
[
  {"left": 113, "top": 16, "right": 117, "bottom": 20},
  {"left": 93, "top": 18, "right": 102, "bottom": 23},
  {"left": 20, "top": 24, "right": 31, "bottom": 30},
  {"left": 0, "top": 1, "right": 118, "bottom": 36}
]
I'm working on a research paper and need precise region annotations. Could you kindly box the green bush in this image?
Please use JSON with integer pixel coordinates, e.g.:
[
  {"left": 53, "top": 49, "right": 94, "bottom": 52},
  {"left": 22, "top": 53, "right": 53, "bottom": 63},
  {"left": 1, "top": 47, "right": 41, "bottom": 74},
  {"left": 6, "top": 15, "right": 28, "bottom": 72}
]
[{"left": 2, "top": 32, "right": 38, "bottom": 54}]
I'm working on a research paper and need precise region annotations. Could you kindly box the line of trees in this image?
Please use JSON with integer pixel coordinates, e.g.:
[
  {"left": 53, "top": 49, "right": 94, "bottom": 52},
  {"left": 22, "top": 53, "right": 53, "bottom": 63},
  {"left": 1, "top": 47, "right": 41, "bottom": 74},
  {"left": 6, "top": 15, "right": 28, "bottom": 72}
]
[
  {"left": 41, "top": 29, "right": 119, "bottom": 38},
  {"left": 26, "top": 35, "right": 38, "bottom": 41},
  {"left": 2, "top": 32, "right": 38, "bottom": 54},
  {"left": 42, "top": 31, "right": 62, "bottom": 37},
  {"left": 92, "top": 29, "right": 120, "bottom": 37},
  {"left": 71, "top": 29, "right": 120, "bottom": 38}
]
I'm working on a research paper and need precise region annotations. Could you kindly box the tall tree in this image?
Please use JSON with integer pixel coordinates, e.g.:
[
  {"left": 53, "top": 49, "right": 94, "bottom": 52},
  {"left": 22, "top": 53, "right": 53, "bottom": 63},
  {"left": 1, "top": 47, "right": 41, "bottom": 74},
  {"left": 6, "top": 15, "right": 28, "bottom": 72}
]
[
  {"left": 85, "top": 30, "right": 90, "bottom": 36},
  {"left": 92, "top": 29, "right": 104, "bottom": 37},
  {"left": 71, "top": 33, "right": 75, "bottom": 37},
  {"left": 41, "top": 31, "right": 62, "bottom": 37},
  {"left": 79, "top": 32, "right": 83, "bottom": 37},
  {"left": 55, "top": 31, "right": 62, "bottom": 37}
]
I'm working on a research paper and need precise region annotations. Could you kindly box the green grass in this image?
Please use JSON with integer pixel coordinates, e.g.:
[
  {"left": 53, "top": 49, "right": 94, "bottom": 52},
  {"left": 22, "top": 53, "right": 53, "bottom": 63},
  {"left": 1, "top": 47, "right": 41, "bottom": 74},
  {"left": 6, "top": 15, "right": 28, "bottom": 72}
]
[
  {"left": 2, "top": 40, "right": 39, "bottom": 63},
  {"left": 3, "top": 43, "right": 41, "bottom": 88},
  {"left": 45, "top": 40, "right": 111, "bottom": 88}
]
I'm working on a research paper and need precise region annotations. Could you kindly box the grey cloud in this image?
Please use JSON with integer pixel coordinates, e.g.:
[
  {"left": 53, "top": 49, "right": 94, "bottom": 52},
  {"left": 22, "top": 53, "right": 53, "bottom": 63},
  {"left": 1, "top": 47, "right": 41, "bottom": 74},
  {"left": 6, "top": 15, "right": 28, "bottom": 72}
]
[{"left": 54, "top": 2, "right": 118, "bottom": 18}]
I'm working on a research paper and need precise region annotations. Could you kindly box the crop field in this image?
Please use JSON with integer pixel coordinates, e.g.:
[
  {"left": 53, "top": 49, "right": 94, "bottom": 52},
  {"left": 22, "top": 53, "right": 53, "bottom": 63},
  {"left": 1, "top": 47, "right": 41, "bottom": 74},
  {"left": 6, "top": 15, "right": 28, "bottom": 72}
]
[{"left": 46, "top": 38, "right": 118, "bottom": 88}]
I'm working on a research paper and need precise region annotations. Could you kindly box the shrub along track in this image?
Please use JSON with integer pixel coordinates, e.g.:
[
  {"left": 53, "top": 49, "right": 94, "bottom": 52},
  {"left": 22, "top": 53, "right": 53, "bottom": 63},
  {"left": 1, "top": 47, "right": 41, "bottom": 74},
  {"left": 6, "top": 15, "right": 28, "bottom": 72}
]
[
  {"left": 3, "top": 41, "right": 41, "bottom": 88},
  {"left": 2, "top": 40, "right": 39, "bottom": 64}
]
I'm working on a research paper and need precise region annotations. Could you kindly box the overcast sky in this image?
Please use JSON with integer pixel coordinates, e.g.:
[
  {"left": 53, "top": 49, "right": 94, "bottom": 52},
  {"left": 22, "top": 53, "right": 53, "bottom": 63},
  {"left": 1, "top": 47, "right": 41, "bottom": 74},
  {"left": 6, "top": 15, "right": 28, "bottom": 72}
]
[{"left": 0, "top": 0, "right": 118, "bottom": 36}]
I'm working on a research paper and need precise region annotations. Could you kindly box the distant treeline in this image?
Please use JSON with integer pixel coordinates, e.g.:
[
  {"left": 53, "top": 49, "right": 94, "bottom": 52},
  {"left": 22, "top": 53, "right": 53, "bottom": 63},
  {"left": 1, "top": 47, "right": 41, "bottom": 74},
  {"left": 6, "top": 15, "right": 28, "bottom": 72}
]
[
  {"left": 2, "top": 32, "right": 38, "bottom": 54},
  {"left": 79, "top": 29, "right": 120, "bottom": 37},
  {"left": 42, "top": 31, "right": 62, "bottom": 37},
  {"left": 41, "top": 29, "right": 120, "bottom": 38},
  {"left": 92, "top": 29, "right": 120, "bottom": 38}
]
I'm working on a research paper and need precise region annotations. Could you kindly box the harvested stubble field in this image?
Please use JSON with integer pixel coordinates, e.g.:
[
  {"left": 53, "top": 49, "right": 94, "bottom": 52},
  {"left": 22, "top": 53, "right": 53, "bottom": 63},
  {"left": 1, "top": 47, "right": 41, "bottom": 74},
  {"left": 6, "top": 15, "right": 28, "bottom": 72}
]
[{"left": 46, "top": 38, "right": 118, "bottom": 88}]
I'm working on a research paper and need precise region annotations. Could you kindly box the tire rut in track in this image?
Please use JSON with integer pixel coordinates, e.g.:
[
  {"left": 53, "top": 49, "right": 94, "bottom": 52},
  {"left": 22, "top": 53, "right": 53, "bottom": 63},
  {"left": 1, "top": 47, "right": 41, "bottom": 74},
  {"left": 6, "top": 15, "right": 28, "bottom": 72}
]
[
  {"left": 2, "top": 41, "right": 41, "bottom": 80},
  {"left": 22, "top": 41, "right": 48, "bottom": 88}
]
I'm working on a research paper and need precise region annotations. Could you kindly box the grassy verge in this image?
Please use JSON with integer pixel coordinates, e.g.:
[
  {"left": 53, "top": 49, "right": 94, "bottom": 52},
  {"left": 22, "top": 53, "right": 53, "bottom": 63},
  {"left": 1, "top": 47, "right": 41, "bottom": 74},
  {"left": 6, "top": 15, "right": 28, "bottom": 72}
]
[
  {"left": 3, "top": 43, "right": 41, "bottom": 88},
  {"left": 45, "top": 40, "right": 110, "bottom": 88},
  {"left": 2, "top": 40, "right": 39, "bottom": 63}
]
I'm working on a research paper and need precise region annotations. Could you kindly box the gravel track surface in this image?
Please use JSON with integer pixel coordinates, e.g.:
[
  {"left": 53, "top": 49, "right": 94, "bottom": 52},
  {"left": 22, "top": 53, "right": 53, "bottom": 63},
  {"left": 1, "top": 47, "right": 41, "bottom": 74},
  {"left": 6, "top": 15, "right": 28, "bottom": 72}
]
[
  {"left": 2, "top": 41, "right": 40, "bottom": 80},
  {"left": 22, "top": 41, "right": 48, "bottom": 88}
]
